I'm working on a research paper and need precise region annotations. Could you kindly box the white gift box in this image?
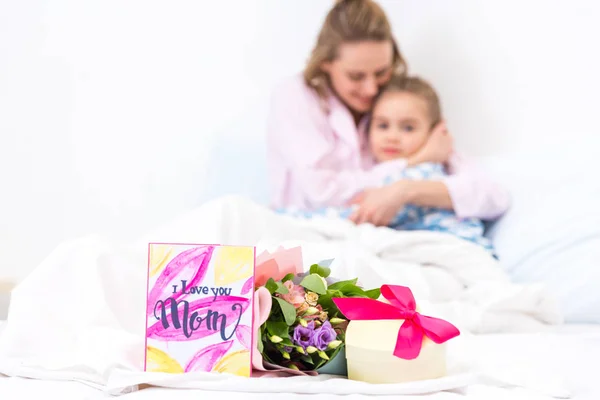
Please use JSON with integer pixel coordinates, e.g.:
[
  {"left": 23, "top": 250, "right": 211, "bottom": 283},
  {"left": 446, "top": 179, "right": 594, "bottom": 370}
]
[{"left": 344, "top": 319, "right": 447, "bottom": 384}]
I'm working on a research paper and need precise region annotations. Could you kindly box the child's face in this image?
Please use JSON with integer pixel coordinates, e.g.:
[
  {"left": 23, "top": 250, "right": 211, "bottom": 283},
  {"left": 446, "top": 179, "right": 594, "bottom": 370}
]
[{"left": 369, "top": 91, "right": 432, "bottom": 162}]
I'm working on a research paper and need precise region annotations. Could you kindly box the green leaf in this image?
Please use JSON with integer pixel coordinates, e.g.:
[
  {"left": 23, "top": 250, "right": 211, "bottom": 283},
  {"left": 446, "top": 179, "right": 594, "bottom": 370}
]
[
  {"left": 265, "top": 278, "right": 278, "bottom": 294},
  {"left": 364, "top": 288, "right": 381, "bottom": 299},
  {"left": 257, "top": 335, "right": 264, "bottom": 353},
  {"left": 282, "top": 273, "right": 295, "bottom": 282},
  {"left": 314, "top": 357, "right": 327, "bottom": 369},
  {"left": 319, "top": 291, "right": 350, "bottom": 319},
  {"left": 299, "top": 354, "right": 315, "bottom": 365},
  {"left": 317, "top": 292, "right": 336, "bottom": 312},
  {"left": 266, "top": 321, "right": 290, "bottom": 339},
  {"left": 261, "top": 342, "right": 276, "bottom": 364},
  {"left": 275, "top": 281, "right": 289, "bottom": 294},
  {"left": 309, "top": 263, "right": 331, "bottom": 278},
  {"left": 299, "top": 274, "right": 327, "bottom": 294},
  {"left": 322, "top": 343, "right": 345, "bottom": 368},
  {"left": 328, "top": 278, "right": 358, "bottom": 291},
  {"left": 273, "top": 296, "right": 297, "bottom": 325},
  {"left": 340, "top": 286, "right": 368, "bottom": 297}
]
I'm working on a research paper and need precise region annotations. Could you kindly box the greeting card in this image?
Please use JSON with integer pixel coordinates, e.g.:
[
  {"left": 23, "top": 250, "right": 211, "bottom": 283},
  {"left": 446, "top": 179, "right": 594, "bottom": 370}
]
[{"left": 144, "top": 243, "right": 255, "bottom": 377}]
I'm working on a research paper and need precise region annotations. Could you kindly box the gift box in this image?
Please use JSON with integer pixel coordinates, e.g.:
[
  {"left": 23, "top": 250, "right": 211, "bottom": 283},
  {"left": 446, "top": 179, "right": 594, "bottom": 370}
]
[
  {"left": 334, "top": 285, "right": 460, "bottom": 384},
  {"left": 345, "top": 319, "right": 447, "bottom": 383}
]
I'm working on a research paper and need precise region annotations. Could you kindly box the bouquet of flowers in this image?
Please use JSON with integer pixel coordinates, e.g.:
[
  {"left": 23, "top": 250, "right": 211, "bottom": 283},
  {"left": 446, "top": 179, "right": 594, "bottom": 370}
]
[{"left": 257, "top": 259, "right": 380, "bottom": 372}]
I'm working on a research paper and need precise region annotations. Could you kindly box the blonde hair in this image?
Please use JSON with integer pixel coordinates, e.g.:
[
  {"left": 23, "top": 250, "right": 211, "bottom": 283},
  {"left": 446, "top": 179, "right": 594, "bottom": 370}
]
[
  {"left": 374, "top": 74, "right": 442, "bottom": 128},
  {"left": 304, "top": 0, "right": 408, "bottom": 100}
]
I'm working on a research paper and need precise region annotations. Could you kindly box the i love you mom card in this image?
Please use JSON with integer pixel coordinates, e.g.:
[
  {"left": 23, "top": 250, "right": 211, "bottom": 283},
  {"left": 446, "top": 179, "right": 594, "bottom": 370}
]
[{"left": 144, "top": 243, "right": 255, "bottom": 377}]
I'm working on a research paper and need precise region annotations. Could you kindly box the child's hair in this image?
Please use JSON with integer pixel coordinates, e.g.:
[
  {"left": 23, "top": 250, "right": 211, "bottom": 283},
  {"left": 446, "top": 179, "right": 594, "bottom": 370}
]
[
  {"left": 304, "top": 0, "right": 408, "bottom": 100},
  {"left": 372, "top": 74, "right": 442, "bottom": 130}
]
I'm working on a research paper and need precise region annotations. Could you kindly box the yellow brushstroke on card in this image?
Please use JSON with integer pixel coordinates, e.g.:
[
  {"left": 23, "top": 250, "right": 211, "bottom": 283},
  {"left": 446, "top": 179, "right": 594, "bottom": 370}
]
[
  {"left": 149, "top": 245, "right": 174, "bottom": 277},
  {"left": 213, "top": 246, "right": 253, "bottom": 286},
  {"left": 212, "top": 350, "right": 251, "bottom": 377},
  {"left": 146, "top": 346, "right": 184, "bottom": 373}
]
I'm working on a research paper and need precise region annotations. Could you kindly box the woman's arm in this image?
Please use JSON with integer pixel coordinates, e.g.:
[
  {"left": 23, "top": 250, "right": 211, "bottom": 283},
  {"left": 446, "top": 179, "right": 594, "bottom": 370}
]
[
  {"left": 441, "top": 154, "right": 511, "bottom": 220},
  {"left": 350, "top": 166, "right": 509, "bottom": 226},
  {"left": 349, "top": 180, "right": 452, "bottom": 226},
  {"left": 402, "top": 124, "right": 510, "bottom": 220},
  {"left": 401, "top": 180, "right": 453, "bottom": 209},
  {"left": 350, "top": 126, "right": 510, "bottom": 225},
  {"left": 400, "top": 167, "right": 510, "bottom": 221}
]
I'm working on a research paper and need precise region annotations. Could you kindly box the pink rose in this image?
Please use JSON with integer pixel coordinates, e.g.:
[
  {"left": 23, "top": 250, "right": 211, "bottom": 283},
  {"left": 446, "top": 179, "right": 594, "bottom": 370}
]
[{"left": 279, "top": 281, "right": 306, "bottom": 308}]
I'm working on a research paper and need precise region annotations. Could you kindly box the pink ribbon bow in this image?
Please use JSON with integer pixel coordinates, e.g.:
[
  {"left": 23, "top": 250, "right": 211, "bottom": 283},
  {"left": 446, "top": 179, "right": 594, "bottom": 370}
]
[{"left": 333, "top": 285, "right": 460, "bottom": 360}]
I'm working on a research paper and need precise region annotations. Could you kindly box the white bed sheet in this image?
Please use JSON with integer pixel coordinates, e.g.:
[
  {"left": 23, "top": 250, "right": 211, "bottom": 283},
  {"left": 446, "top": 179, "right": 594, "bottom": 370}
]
[{"left": 1, "top": 321, "right": 599, "bottom": 399}]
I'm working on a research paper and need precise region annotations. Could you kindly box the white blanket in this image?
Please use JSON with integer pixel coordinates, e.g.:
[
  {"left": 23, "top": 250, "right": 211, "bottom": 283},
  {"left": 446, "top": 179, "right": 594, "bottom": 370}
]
[{"left": 0, "top": 196, "right": 564, "bottom": 397}]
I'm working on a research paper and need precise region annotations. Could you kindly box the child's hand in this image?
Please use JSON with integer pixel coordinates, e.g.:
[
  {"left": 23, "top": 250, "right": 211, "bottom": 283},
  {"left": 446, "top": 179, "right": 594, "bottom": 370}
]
[
  {"left": 408, "top": 121, "right": 454, "bottom": 165},
  {"left": 349, "top": 182, "right": 411, "bottom": 226},
  {"left": 348, "top": 191, "right": 365, "bottom": 205}
]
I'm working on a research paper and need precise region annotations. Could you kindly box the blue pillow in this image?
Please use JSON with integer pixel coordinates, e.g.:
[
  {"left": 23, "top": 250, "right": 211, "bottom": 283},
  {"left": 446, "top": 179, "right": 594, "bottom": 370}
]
[{"left": 482, "top": 148, "right": 600, "bottom": 323}]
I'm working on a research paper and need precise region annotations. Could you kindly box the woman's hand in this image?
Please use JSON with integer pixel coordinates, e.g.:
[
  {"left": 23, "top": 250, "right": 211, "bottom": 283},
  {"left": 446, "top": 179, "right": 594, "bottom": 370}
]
[
  {"left": 349, "top": 181, "right": 411, "bottom": 226},
  {"left": 408, "top": 121, "right": 454, "bottom": 166}
]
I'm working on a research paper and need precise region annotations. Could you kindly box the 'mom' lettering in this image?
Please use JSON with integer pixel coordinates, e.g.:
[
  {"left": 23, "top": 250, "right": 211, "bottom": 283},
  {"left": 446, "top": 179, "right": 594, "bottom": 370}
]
[{"left": 153, "top": 297, "right": 243, "bottom": 341}]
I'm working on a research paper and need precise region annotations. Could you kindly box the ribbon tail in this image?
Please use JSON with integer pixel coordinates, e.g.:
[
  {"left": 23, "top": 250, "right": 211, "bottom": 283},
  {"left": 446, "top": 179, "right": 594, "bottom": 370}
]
[
  {"left": 393, "top": 319, "right": 424, "bottom": 360},
  {"left": 418, "top": 315, "right": 460, "bottom": 343}
]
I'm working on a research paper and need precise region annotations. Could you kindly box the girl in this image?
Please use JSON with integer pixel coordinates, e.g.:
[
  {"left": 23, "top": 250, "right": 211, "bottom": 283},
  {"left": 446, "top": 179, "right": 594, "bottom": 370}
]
[{"left": 366, "top": 74, "right": 494, "bottom": 252}]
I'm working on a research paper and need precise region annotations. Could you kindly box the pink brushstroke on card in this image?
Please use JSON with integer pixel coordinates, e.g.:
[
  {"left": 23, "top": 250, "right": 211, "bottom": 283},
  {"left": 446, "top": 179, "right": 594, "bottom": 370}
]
[
  {"left": 235, "top": 325, "right": 251, "bottom": 350},
  {"left": 241, "top": 277, "right": 254, "bottom": 295},
  {"left": 147, "top": 246, "right": 215, "bottom": 313},
  {"left": 185, "top": 341, "right": 234, "bottom": 372}
]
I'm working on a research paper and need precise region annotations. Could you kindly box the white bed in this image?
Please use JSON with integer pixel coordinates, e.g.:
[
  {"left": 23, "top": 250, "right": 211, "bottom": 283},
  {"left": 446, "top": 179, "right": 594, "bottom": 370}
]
[
  {"left": 109, "top": 324, "right": 600, "bottom": 399},
  {"left": 2, "top": 320, "right": 599, "bottom": 399},
  {"left": 0, "top": 195, "right": 598, "bottom": 399}
]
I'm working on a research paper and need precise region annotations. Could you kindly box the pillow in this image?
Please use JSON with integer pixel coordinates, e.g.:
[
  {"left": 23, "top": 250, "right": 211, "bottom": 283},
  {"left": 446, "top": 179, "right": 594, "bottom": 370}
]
[{"left": 480, "top": 143, "right": 600, "bottom": 323}]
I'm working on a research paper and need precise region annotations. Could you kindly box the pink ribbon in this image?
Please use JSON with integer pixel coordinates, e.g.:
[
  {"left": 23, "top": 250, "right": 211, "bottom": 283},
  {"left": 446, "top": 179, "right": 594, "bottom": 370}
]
[{"left": 333, "top": 285, "right": 460, "bottom": 360}]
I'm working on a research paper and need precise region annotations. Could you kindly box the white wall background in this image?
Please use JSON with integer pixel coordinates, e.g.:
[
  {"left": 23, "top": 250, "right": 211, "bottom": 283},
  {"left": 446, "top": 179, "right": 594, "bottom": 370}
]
[{"left": 1, "top": 0, "right": 599, "bottom": 282}]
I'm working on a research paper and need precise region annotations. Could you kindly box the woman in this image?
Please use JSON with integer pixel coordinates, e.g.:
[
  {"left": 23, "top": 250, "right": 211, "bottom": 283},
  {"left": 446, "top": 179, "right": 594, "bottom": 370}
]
[{"left": 266, "top": 0, "right": 509, "bottom": 226}]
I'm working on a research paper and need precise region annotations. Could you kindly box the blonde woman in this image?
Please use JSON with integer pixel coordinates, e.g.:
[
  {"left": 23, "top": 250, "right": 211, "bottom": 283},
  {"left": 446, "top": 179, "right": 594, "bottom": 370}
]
[{"left": 267, "top": 0, "right": 509, "bottom": 227}]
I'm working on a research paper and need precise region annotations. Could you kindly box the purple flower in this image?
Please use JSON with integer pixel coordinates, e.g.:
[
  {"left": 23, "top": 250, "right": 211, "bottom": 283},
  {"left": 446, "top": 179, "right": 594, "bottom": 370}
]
[
  {"left": 311, "top": 321, "right": 337, "bottom": 351},
  {"left": 283, "top": 346, "right": 294, "bottom": 353},
  {"left": 293, "top": 321, "right": 315, "bottom": 348}
]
